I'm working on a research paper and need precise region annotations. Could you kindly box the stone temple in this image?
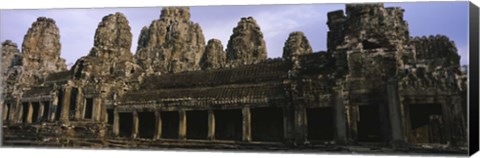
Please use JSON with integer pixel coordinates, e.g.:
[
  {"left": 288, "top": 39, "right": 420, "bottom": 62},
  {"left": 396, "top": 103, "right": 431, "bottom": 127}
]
[{"left": 0, "top": 4, "right": 468, "bottom": 153}]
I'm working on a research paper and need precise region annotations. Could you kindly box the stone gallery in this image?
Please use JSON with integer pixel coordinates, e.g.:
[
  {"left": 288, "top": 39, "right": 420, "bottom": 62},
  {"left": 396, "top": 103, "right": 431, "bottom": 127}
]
[{"left": 1, "top": 3, "right": 468, "bottom": 153}]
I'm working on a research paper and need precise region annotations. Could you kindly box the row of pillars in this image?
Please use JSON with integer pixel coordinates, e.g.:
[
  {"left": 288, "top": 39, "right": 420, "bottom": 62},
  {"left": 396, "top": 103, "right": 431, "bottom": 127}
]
[
  {"left": 3, "top": 88, "right": 101, "bottom": 124},
  {"left": 112, "top": 108, "right": 253, "bottom": 141},
  {"left": 111, "top": 103, "right": 346, "bottom": 144},
  {"left": 58, "top": 87, "right": 103, "bottom": 122},
  {"left": 290, "top": 86, "right": 348, "bottom": 145},
  {"left": 6, "top": 101, "right": 52, "bottom": 124},
  {"left": 288, "top": 79, "right": 405, "bottom": 145}
]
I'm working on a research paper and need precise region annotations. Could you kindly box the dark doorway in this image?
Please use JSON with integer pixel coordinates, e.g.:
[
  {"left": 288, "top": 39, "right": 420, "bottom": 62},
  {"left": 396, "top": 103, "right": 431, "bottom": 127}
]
[
  {"left": 22, "top": 103, "right": 29, "bottom": 123},
  {"left": 107, "top": 109, "right": 114, "bottom": 125},
  {"left": 42, "top": 101, "right": 50, "bottom": 122},
  {"left": 138, "top": 112, "right": 156, "bottom": 139},
  {"left": 251, "top": 107, "right": 284, "bottom": 142},
  {"left": 55, "top": 90, "right": 64, "bottom": 121},
  {"left": 357, "top": 105, "right": 383, "bottom": 142},
  {"left": 161, "top": 111, "right": 179, "bottom": 139},
  {"left": 4, "top": 103, "right": 11, "bottom": 121},
  {"left": 186, "top": 110, "right": 208, "bottom": 139},
  {"left": 307, "top": 107, "right": 334, "bottom": 141},
  {"left": 214, "top": 109, "right": 243, "bottom": 140},
  {"left": 409, "top": 103, "right": 445, "bottom": 144},
  {"left": 31, "top": 102, "right": 40, "bottom": 123},
  {"left": 69, "top": 88, "right": 79, "bottom": 119},
  {"left": 119, "top": 113, "right": 133, "bottom": 138},
  {"left": 84, "top": 98, "right": 94, "bottom": 119}
]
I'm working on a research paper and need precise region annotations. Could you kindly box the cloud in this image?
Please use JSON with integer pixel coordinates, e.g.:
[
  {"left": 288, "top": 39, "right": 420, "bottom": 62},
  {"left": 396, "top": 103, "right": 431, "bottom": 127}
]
[
  {"left": 195, "top": 5, "right": 334, "bottom": 58},
  {"left": 457, "top": 44, "right": 469, "bottom": 65}
]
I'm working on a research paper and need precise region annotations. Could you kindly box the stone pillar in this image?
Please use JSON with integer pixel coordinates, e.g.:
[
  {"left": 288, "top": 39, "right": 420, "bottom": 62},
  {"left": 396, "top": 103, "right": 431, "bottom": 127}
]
[
  {"left": 26, "top": 102, "right": 33, "bottom": 124},
  {"left": 61, "top": 87, "right": 72, "bottom": 121},
  {"left": 132, "top": 111, "right": 139, "bottom": 139},
  {"left": 242, "top": 107, "right": 251, "bottom": 142},
  {"left": 38, "top": 102, "right": 45, "bottom": 122},
  {"left": 94, "top": 98, "right": 102, "bottom": 122},
  {"left": 387, "top": 78, "right": 405, "bottom": 145},
  {"left": 154, "top": 111, "right": 162, "bottom": 140},
  {"left": 75, "top": 88, "right": 83, "bottom": 120},
  {"left": 2, "top": 104, "right": 8, "bottom": 121},
  {"left": 113, "top": 109, "right": 120, "bottom": 136},
  {"left": 47, "top": 101, "right": 54, "bottom": 122},
  {"left": 178, "top": 110, "right": 187, "bottom": 140},
  {"left": 293, "top": 105, "right": 307, "bottom": 145},
  {"left": 14, "top": 100, "right": 21, "bottom": 124},
  {"left": 283, "top": 106, "right": 295, "bottom": 144},
  {"left": 333, "top": 86, "right": 348, "bottom": 145},
  {"left": 207, "top": 110, "right": 215, "bottom": 140},
  {"left": 50, "top": 93, "right": 59, "bottom": 121}
]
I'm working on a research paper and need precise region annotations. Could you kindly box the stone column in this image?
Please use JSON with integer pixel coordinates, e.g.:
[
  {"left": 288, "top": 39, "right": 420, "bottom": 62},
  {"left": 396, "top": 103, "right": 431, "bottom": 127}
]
[
  {"left": 38, "top": 102, "right": 45, "bottom": 122},
  {"left": 113, "top": 109, "right": 120, "bottom": 136},
  {"left": 2, "top": 104, "right": 8, "bottom": 121},
  {"left": 26, "top": 102, "right": 33, "bottom": 124},
  {"left": 50, "top": 93, "right": 59, "bottom": 121},
  {"left": 387, "top": 78, "right": 404, "bottom": 145},
  {"left": 293, "top": 105, "right": 307, "bottom": 145},
  {"left": 283, "top": 106, "right": 295, "bottom": 144},
  {"left": 178, "top": 110, "right": 187, "bottom": 140},
  {"left": 94, "top": 98, "right": 102, "bottom": 122},
  {"left": 207, "top": 110, "right": 215, "bottom": 140},
  {"left": 47, "top": 101, "right": 54, "bottom": 122},
  {"left": 154, "top": 111, "right": 162, "bottom": 140},
  {"left": 14, "top": 100, "right": 21, "bottom": 123},
  {"left": 333, "top": 86, "right": 348, "bottom": 145},
  {"left": 61, "top": 87, "right": 72, "bottom": 121},
  {"left": 242, "top": 107, "right": 251, "bottom": 142},
  {"left": 75, "top": 88, "right": 83, "bottom": 120},
  {"left": 132, "top": 111, "right": 139, "bottom": 139}
]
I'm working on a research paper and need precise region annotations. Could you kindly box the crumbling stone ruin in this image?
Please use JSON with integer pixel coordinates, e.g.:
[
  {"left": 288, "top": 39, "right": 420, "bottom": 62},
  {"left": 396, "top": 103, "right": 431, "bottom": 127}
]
[
  {"left": 1, "top": 4, "right": 468, "bottom": 154},
  {"left": 226, "top": 16, "right": 267, "bottom": 67},
  {"left": 135, "top": 7, "right": 206, "bottom": 75},
  {"left": 200, "top": 39, "right": 226, "bottom": 70}
]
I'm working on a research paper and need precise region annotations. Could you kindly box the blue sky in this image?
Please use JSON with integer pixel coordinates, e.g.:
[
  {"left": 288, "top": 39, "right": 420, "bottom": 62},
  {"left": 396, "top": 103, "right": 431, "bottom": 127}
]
[{"left": 0, "top": 2, "right": 469, "bottom": 67}]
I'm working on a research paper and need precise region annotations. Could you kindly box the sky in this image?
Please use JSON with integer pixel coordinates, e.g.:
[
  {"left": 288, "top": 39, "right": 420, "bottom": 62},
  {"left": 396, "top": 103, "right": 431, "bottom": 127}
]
[{"left": 0, "top": 2, "right": 470, "bottom": 68}]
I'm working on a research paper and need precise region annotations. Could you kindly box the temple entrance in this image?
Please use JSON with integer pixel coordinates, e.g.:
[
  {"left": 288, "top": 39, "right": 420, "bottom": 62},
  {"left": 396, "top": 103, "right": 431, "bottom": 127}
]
[
  {"left": 107, "top": 109, "right": 114, "bottom": 125},
  {"left": 161, "top": 111, "right": 179, "bottom": 139},
  {"left": 357, "top": 105, "right": 383, "bottom": 142},
  {"left": 118, "top": 113, "right": 133, "bottom": 138},
  {"left": 186, "top": 110, "right": 208, "bottom": 139},
  {"left": 69, "top": 88, "right": 79, "bottom": 119},
  {"left": 214, "top": 109, "right": 243, "bottom": 140},
  {"left": 84, "top": 98, "right": 94, "bottom": 119},
  {"left": 138, "top": 112, "right": 156, "bottom": 139},
  {"left": 307, "top": 107, "right": 334, "bottom": 141},
  {"left": 251, "top": 107, "right": 284, "bottom": 142},
  {"left": 21, "top": 103, "right": 29, "bottom": 123},
  {"left": 42, "top": 102, "right": 50, "bottom": 121},
  {"left": 31, "top": 102, "right": 40, "bottom": 123},
  {"left": 408, "top": 103, "right": 445, "bottom": 144}
]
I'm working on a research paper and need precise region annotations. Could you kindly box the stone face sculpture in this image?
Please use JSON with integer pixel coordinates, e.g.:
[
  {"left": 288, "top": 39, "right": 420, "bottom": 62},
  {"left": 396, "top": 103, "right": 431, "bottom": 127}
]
[
  {"left": 226, "top": 17, "right": 267, "bottom": 67},
  {"left": 135, "top": 7, "right": 206, "bottom": 75},
  {"left": 200, "top": 39, "right": 226, "bottom": 70},
  {"left": 21, "top": 17, "right": 67, "bottom": 85},
  {"left": 282, "top": 32, "right": 313, "bottom": 60}
]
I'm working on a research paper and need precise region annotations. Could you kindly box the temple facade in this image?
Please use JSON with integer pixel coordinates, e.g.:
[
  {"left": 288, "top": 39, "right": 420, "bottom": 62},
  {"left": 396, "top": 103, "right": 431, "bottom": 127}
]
[{"left": 1, "top": 4, "right": 467, "bottom": 153}]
